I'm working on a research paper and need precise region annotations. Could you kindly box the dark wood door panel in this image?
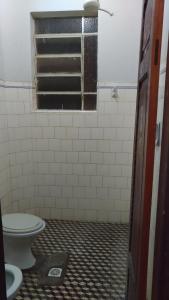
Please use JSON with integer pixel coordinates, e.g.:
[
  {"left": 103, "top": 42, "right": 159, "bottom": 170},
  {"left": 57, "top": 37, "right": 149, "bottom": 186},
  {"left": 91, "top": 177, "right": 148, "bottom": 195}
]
[
  {"left": 130, "top": 80, "right": 148, "bottom": 283},
  {"left": 152, "top": 38, "right": 169, "bottom": 300},
  {"left": 127, "top": 0, "right": 164, "bottom": 299}
]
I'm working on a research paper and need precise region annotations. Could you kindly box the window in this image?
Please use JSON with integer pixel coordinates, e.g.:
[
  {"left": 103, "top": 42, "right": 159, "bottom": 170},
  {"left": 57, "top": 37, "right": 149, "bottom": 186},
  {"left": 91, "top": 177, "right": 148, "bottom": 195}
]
[{"left": 33, "top": 15, "right": 98, "bottom": 110}]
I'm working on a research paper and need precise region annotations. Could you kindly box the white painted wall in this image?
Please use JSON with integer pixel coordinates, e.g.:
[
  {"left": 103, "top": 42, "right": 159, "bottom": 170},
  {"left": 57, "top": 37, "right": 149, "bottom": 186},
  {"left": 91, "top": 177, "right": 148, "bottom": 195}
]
[
  {"left": 0, "top": 0, "right": 142, "bottom": 83},
  {"left": 160, "top": 0, "right": 169, "bottom": 66},
  {"left": 0, "top": 7, "right": 4, "bottom": 80}
]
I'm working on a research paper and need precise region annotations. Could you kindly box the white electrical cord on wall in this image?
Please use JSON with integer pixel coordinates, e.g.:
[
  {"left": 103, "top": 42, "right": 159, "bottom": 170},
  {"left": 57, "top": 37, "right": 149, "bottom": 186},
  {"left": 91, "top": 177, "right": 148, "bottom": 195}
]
[{"left": 83, "top": 0, "right": 114, "bottom": 16}]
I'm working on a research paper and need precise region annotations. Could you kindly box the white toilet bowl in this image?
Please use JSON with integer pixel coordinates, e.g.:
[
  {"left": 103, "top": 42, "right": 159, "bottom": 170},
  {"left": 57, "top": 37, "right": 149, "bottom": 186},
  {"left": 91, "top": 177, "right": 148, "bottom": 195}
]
[
  {"left": 5, "top": 263, "right": 23, "bottom": 300},
  {"left": 3, "top": 213, "right": 45, "bottom": 270}
]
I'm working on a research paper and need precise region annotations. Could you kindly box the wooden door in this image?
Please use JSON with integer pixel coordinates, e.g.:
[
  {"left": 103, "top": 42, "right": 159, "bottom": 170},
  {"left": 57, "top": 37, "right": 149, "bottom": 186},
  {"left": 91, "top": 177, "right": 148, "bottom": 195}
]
[
  {"left": 152, "top": 37, "right": 169, "bottom": 300},
  {"left": 0, "top": 204, "right": 7, "bottom": 299},
  {"left": 127, "top": 0, "right": 164, "bottom": 299}
]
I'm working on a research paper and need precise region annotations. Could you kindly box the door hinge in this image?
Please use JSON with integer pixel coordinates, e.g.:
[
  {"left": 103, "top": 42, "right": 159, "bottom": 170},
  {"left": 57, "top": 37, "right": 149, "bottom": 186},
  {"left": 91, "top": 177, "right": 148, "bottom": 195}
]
[{"left": 154, "top": 39, "right": 159, "bottom": 66}]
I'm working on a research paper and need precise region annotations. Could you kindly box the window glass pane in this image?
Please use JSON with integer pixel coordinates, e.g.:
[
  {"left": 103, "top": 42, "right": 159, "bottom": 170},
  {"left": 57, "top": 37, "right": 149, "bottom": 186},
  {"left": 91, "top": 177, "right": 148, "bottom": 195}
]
[
  {"left": 84, "top": 36, "right": 97, "bottom": 92},
  {"left": 36, "top": 38, "right": 81, "bottom": 54},
  {"left": 84, "top": 95, "right": 97, "bottom": 110},
  {"left": 38, "top": 95, "right": 82, "bottom": 110},
  {"left": 37, "top": 57, "right": 81, "bottom": 73},
  {"left": 84, "top": 17, "right": 98, "bottom": 33},
  {"left": 37, "top": 77, "right": 81, "bottom": 92},
  {"left": 35, "top": 17, "right": 82, "bottom": 34}
]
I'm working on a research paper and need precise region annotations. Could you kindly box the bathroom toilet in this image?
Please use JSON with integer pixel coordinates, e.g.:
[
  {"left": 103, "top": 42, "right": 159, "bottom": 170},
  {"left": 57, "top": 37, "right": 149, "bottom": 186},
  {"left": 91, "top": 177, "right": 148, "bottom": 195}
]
[
  {"left": 2, "top": 213, "right": 45, "bottom": 270},
  {"left": 5, "top": 263, "right": 23, "bottom": 300}
]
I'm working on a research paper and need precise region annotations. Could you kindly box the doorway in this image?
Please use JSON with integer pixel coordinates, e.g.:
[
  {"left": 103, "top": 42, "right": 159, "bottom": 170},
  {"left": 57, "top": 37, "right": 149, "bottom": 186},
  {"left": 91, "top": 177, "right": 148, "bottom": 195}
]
[{"left": 0, "top": 0, "right": 167, "bottom": 299}]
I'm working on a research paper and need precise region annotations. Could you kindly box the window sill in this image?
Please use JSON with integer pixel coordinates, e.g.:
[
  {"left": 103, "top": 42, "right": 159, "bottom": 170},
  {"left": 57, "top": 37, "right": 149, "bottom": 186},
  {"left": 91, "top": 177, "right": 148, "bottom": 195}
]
[{"left": 31, "top": 109, "right": 97, "bottom": 113}]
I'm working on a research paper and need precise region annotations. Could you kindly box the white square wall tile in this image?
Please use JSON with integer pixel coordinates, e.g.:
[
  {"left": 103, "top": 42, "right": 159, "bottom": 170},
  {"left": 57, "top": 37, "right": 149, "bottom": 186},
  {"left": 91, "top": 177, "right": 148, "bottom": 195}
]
[
  {"left": 73, "top": 164, "right": 84, "bottom": 175},
  {"left": 50, "top": 186, "right": 62, "bottom": 197},
  {"left": 73, "top": 187, "right": 86, "bottom": 198},
  {"left": 118, "top": 102, "right": 136, "bottom": 115},
  {"left": 62, "top": 209, "right": 75, "bottom": 220},
  {"left": 85, "top": 140, "right": 97, "bottom": 152},
  {"left": 31, "top": 127, "right": 43, "bottom": 138},
  {"left": 118, "top": 89, "right": 137, "bottom": 102},
  {"left": 84, "top": 114, "right": 98, "bottom": 127},
  {"left": 66, "top": 128, "right": 78, "bottom": 139},
  {"left": 78, "top": 175, "right": 90, "bottom": 187},
  {"left": 103, "top": 176, "right": 116, "bottom": 188},
  {"left": 61, "top": 140, "right": 73, "bottom": 151},
  {"left": 42, "top": 127, "right": 55, "bottom": 138},
  {"left": 121, "top": 189, "right": 131, "bottom": 201},
  {"left": 66, "top": 152, "right": 78, "bottom": 163},
  {"left": 96, "top": 210, "right": 109, "bottom": 222},
  {"left": 48, "top": 114, "right": 60, "bottom": 126},
  {"left": 114, "top": 200, "right": 130, "bottom": 212},
  {"left": 97, "top": 140, "right": 111, "bottom": 153},
  {"left": 98, "top": 114, "right": 113, "bottom": 127},
  {"left": 91, "top": 176, "right": 102, "bottom": 187},
  {"left": 54, "top": 152, "right": 66, "bottom": 163},
  {"left": 50, "top": 208, "right": 62, "bottom": 219},
  {"left": 110, "top": 141, "right": 123, "bottom": 153},
  {"left": 120, "top": 212, "right": 130, "bottom": 223},
  {"left": 103, "top": 153, "right": 115, "bottom": 164},
  {"left": 35, "top": 114, "right": 49, "bottom": 126},
  {"left": 108, "top": 188, "right": 121, "bottom": 200},
  {"left": 34, "top": 139, "right": 49, "bottom": 151},
  {"left": 62, "top": 187, "right": 73, "bottom": 198},
  {"left": 73, "top": 114, "right": 85, "bottom": 127},
  {"left": 103, "top": 128, "right": 116, "bottom": 139},
  {"left": 85, "top": 210, "right": 97, "bottom": 221},
  {"left": 108, "top": 212, "right": 121, "bottom": 223},
  {"left": 73, "top": 140, "right": 85, "bottom": 151},
  {"left": 91, "top": 152, "right": 103, "bottom": 164},
  {"left": 41, "top": 151, "right": 55, "bottom": 163},
  {"left": 78, "top": 152, "right": 91, "bottom": 163},
  {"left": 86, "top": 187, "right": 96, "bottom": 198},
  {"left": 98, "top": 89, "right": 111, "bottom": 101},
  {"left": 122, "top": 166, "right": 132, "bottom": 177},
  {"left": 91, "top": 128, "right": 104, "bottom": 139},
  {"left": 48, "top": 139, "right": 61, "bottom": 151},
  {"left": 55, "top": 127, "right": 66, "bottom": 139},
  {"left": 38, "top": 163, "right": 49, "bottom": 174},
  {"left": 60, "top": 115, "right": 73, "bottom": 127},
  {"left": 78, "top": 128, "right": 91, "bottom": 139},
  {"left": 115, "top": 153, "right": 131, "bottom": 165},
  {"left": 103, "top": 102, "right": 119, "bottom": 114},
  {"left": 115, "top": 177, "right": 128, "bottom": 189},
  {"left": 61, "top": 164, "right": 73, "bottom": 175},
  {"left": 122, "top": 141, "right": 134, "bottom": 153},
  {"left": 84, "top": 164, "right": 96, "bottom": 175},
  {"left": 66, "top": 175, "right": 78, "bottom": 186}
]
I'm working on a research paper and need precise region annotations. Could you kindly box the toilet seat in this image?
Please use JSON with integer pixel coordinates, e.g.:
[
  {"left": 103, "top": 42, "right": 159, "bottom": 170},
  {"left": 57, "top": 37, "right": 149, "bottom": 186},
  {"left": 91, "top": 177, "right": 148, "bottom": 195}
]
[{"left": 2, "top": 213, "right": 44, "bottom": 234}]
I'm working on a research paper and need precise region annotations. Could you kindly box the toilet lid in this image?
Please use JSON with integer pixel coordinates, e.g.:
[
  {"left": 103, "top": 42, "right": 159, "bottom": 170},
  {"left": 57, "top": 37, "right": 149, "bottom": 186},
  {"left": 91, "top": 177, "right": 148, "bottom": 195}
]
[{"left": 2, "top": 214, "right": 44, "bottom": 233}]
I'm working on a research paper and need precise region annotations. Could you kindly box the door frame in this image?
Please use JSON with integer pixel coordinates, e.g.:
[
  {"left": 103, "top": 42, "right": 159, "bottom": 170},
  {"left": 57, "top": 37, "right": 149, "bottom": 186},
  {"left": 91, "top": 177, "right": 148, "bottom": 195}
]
[
  {"left": 151, "top": 36, "right": 169, "bottom": 300},
  {"left": 0, "top": 204, "right": 7, "bottom": 299}
]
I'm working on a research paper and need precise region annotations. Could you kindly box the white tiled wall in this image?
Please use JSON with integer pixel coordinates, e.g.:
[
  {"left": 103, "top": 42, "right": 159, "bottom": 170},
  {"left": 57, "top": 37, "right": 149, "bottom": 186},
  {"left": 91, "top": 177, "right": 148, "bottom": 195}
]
[
  {"left": 0, "top": 83, "right": 11, "bottom": 213},
  {"left": 1, "top": 81, "right": 136, "bottom": 222}
]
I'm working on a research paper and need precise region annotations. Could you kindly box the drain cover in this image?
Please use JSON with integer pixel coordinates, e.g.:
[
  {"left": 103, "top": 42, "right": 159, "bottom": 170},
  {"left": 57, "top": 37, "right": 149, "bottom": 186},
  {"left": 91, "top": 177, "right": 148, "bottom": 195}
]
[{"left": 48, "top": 268, "right": 62, "bottom": 278}]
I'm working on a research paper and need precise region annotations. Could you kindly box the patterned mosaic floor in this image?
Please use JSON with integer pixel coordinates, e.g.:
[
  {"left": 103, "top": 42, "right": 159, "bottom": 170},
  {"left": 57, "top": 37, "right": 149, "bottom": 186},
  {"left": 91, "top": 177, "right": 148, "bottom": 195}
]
[{"left": 15, "top": 220, "right": 128, "bottom": 300}]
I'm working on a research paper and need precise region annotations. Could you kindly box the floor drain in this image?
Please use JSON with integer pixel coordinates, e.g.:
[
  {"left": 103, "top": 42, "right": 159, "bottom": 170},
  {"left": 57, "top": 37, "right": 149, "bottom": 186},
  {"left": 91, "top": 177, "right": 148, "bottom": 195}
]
[{"left": 48, "top": 268, "right": 62, "bottom": 278}]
